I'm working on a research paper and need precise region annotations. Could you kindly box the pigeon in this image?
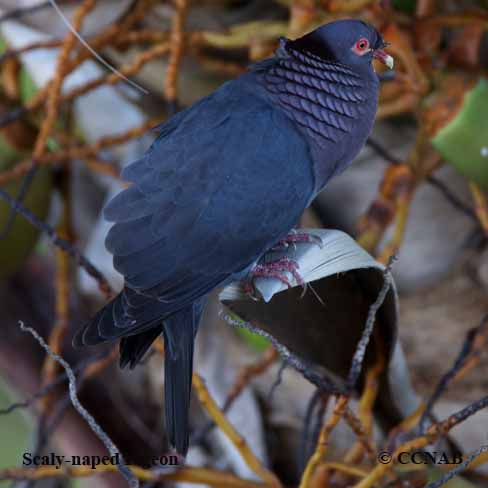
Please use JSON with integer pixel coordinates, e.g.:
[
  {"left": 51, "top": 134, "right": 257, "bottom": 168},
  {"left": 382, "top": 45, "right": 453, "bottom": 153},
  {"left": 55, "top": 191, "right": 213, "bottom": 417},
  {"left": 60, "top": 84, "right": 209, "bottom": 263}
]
[{"left": 73, "top": 19, "right": 393, "bottom": 456}]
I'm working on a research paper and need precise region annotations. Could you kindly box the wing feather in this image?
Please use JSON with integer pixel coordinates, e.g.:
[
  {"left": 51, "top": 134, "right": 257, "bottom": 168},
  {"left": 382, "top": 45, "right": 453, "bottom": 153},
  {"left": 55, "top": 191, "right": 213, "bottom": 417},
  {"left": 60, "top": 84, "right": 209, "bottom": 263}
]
[{"left": 103, "top": 79, "right": 315, "bottom": 329}]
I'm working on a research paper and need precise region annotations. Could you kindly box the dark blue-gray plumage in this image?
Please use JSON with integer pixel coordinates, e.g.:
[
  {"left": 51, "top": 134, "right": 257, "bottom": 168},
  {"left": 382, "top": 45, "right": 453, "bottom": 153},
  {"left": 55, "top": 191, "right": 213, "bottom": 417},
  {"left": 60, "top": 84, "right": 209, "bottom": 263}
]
[{"left": 74, "top": 19, "right": 392, "bottom": 456}]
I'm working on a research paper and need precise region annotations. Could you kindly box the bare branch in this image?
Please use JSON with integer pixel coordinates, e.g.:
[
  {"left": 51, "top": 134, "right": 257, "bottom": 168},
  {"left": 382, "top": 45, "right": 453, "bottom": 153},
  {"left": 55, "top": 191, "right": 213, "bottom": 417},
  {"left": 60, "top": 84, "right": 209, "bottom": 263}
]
[
  {"left": 18, "top": 321, "right": 139, "bottom": 488},
  {"left": 0, "top": 187, "right": 113, "bottom": 298},
  {"left": 347, "top": 257, "right": 395, "bottom": 390}
]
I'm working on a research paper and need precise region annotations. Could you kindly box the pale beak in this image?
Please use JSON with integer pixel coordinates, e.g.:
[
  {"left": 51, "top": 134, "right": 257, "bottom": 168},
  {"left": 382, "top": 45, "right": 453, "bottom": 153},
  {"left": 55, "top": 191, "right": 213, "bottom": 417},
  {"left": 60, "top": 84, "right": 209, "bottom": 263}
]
[{"left": 373, "top": 49, "right": 394, "bottom": 70}]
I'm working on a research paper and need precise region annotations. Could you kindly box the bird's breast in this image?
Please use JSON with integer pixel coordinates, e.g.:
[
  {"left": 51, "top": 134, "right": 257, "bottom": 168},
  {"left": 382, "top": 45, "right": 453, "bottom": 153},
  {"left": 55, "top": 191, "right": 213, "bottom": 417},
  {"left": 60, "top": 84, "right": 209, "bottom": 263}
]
[{"left": 263, "top": 57, "right": 379, "bottom": 192}]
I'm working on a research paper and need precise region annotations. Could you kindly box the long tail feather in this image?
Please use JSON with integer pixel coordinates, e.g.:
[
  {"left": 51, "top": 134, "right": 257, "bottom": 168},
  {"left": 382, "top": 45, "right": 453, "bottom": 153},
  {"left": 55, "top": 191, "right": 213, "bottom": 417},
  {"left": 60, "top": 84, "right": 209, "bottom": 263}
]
[
  {"left": 119, "top": 326, "right": 163, "bottom": 369},
  {"left": 162, "top": 300, "right": 203, "bottom": 456}
]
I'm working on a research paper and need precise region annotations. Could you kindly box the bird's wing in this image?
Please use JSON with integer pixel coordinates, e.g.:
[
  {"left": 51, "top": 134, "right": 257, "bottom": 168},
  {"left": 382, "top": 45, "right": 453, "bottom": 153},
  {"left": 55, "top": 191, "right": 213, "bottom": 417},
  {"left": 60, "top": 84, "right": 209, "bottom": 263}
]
[{"left": 99, "top": 80, "right": 315, "bottom": 334}]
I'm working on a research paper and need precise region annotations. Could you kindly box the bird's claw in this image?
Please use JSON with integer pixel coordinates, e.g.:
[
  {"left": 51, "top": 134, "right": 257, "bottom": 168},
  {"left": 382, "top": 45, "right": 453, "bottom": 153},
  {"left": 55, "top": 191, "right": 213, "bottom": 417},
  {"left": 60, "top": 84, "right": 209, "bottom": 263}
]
[
  {"left": 244, "top": 257, "right": 304, "bottom": 300},
  {"left": 273, "top": 231, "right": 323, "bottom": 251}
]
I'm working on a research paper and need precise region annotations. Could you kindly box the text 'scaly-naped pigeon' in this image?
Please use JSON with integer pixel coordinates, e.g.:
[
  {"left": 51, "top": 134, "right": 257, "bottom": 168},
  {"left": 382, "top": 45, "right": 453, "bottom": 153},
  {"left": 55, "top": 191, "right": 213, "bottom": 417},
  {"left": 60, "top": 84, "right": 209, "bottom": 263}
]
[{"left": 74, "top": 20, "right": 393, "bottom": 455}]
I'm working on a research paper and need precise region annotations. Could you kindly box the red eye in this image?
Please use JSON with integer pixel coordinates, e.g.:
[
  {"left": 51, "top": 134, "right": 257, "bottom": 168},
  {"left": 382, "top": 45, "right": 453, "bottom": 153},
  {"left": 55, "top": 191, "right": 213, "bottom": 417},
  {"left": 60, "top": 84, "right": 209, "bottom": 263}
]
[{"left": 354, "top": 38, "right": 370, "bottom": 53}]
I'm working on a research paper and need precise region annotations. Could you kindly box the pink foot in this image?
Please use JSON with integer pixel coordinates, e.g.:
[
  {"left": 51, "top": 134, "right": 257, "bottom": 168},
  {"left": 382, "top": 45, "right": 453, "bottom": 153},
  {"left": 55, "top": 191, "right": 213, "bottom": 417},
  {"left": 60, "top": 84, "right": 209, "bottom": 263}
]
[
  {"left": 244, "top": 257, "right": 304, "bottom": 300},
  {"left": 274, "top": 231, "right": 323, "bottom": 250}
]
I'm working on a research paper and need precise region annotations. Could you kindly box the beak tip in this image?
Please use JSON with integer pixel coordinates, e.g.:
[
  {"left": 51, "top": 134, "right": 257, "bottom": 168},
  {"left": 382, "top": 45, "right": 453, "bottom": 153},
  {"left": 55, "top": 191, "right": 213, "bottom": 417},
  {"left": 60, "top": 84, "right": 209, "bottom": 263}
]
[
  {"left": 385, "top": 55, "right": 394, "bottom": 70},
  {"left": 373, "top": 49, "right": 394, "bottom": 70}
]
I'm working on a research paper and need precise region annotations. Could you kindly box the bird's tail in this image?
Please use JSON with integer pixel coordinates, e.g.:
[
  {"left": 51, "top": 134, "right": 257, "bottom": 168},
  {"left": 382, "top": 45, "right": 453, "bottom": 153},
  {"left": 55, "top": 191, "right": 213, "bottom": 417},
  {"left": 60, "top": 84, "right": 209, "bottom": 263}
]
[
  {"left": 162, "top": 300, "right": 204, "bottom": 456},
  {"left": 119, "top": 326, "right": 163, "bottom": 369}
]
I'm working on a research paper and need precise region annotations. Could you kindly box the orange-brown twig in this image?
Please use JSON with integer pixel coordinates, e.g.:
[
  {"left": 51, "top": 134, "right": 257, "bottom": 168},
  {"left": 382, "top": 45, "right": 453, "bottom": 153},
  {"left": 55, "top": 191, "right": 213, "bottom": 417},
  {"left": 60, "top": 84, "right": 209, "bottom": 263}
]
[
  {"left": 82, "top": 158, "right": 120, "bottom": 179},
  {"left": 46, "top": 118, "right": 159, "bottom": 162},
  {"left": 342, "top": 408, "right": 377, "bottom": 464},
  {"left": 417, "top": 12, "right": 488, "bottom": 29},
  {"left": 0, "top": 0, "right": 155, "bottom": 124},
  {"left": 356, "top": 163, "right": 413, "bottom": 255},
  {"left": 322, "top": 462, "right": 369, "bottom": 479},
  {"left": 288, "top": 0, "right": 317, "bottom": 39},
  {"left": 327, "top": 0, "right": 378, "bottom": 13},
  {"left": 33, "top": 0, "right": 97, "bottom": 162},
  {"left": 343, "top": 347, "right": 385, "bottom": 465},
  {"left": 193, "top": 373, "right": 282, "bottom": 488},
  {"left": 353, "top": 395, "right": 488, "bottom": 488},
  {"left": 164, "top": 0, "right": 189, "bottom": 106},
  {"left": 376, "top": 23, "right": 430, "bottom": 119},
  {"left": 40, "top": 166, "right": 73, "bottom": 415},
  {"left": 61, "top": 42, "right": 170, "bottom": 103},
  {"left": 83, "top": 347, "right": 119, "bottom": 379},
  {"left": 377, "top": 91, "right": 419, "bottom": 119},
  {"left": 0, "top": 29, "right": 169, "bottom": 65},
  {"left": 2, "top": 56, "right": 21, "bottom": 100},
  {"left": 224, "top": 346, "right": 278, "bottom": 410},
  {"left": 0, "top": 39, "right": 63, "bottom": 65},
  {"left": 470, "top": 182, "right": 488, "bottom": 236},
  {"left": 0, "top": 464, "right": 266, "bottom": 488},
  {"left": 299, "top": 395, "right": 349, "bottom": 488},
  {"left": 357, "top": 133, "right": 442, "bottom": 262},
  {"left": 0, "top": 118, "right": 159, "bottom": 184},
  {"left": 467, "top": 449, "right": 488, "bottom": 471}
]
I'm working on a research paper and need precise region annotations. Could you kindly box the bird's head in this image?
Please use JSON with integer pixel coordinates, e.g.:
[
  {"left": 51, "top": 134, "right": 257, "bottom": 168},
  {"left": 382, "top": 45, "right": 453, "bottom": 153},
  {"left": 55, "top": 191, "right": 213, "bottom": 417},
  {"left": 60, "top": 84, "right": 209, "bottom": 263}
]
[{"left": 286, "top": 19, "right": 394, "bottom": 72}]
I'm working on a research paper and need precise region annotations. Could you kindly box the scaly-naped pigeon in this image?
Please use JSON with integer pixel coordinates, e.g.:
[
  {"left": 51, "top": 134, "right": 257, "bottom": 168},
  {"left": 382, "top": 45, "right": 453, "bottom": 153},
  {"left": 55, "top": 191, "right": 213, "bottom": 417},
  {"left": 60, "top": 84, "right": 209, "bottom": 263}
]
[{"left": 74, "top": 19, "right": 393, "bottom": 456}]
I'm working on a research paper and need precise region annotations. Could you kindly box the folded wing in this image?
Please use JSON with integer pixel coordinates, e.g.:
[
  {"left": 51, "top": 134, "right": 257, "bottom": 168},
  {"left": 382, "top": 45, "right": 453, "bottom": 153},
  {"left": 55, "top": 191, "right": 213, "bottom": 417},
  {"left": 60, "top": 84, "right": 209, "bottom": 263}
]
[{"left": 76, "top": 80, "right": 315, "bottom": 345}]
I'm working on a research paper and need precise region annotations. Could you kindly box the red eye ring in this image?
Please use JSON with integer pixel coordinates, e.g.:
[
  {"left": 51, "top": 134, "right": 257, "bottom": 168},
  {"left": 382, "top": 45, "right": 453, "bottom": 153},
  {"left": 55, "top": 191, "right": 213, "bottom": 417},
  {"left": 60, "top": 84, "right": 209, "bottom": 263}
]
[
  {"left": 355, "top": 38, "right": 370, "bottom": 52},
  {"left": 353, "top": 37, "right": 369, "bottom": 55}
]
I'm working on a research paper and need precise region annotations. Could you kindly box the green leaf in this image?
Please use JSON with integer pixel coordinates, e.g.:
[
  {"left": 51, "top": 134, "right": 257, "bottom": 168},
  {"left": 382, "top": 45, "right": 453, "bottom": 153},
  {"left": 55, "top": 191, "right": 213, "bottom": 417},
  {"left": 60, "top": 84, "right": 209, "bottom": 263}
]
[
  {"left": 0, "top": 35, "right": 38, "bottom": 102},
  {"left": 0, "top": 132, "right": 24, "bottom": 164},
  {"left": 0, "top": 166, "right": 52, "bottom": 278},
  {"left": 0, "top": 36, "right": 53, "bottom": 277},
  {"left": 0, "top": 36, "right": 7, "bottom": 54},
  {"left": 19, "top": 67, "right": 39, "bottom": 103},
  {"left": 0, "top": 380, "right": 32, "bottom": 474},
  {"left": 227, "top": 311, "right": 271, "bottom": 351},
  {"left": 431, "top": 78, "right": 488, "bottom": 188},
  {"left": 235, "top": 326, "right": 271, "bottom": 352}
]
